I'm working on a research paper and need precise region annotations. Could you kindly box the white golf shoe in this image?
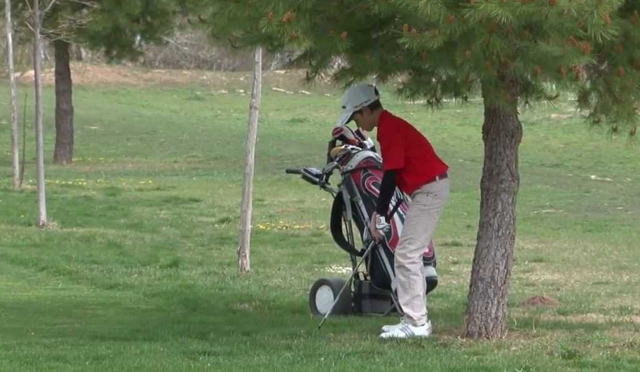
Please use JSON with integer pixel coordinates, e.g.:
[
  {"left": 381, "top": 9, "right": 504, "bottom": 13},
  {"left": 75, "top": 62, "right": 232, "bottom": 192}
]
[
  {"left": 381, "top": 319, "right": 407, "bottom": 333},
  {"left": 379, "top": 320, "right": 432, "bottom": 339}
]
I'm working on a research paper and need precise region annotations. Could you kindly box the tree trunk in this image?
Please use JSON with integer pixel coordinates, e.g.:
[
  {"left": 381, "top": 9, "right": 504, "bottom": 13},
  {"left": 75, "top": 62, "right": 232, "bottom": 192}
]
[
  {"left": 464, "top": 81, "right": 523, "bottom": 339},
  {"left": 33, "top": 0, "right": 48, "bottom": 228},
  {"left": 54, "top": 40, "right": 74, "bottom": 164},
  {"left": 5, "top": 0, "right": 20, "bottom": 189},
  {"left": 72, "top": 44, "right": 86, "bottom": 61},
  {"left": 238, "top": 46, "right": 262, "bottom": 274}
]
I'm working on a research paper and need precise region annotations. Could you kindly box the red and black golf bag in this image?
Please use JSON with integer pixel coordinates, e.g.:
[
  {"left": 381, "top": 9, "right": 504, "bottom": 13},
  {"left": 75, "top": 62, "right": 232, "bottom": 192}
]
[{"left": 287, "top": 125, "right": 438, "bottom": 316}]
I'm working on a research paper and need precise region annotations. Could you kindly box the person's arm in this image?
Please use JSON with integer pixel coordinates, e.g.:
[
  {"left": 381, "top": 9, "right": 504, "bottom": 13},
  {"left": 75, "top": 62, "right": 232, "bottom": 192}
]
[
  {"left": 376, "top": 170, "right": 398, "bottom": 222},
  {"left": 376, "top": 118, "right": 404, "bottom": 223}
]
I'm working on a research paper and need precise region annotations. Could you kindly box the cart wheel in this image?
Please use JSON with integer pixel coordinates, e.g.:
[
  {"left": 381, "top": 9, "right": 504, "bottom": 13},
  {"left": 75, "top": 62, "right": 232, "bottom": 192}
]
[
  {"left": 425, "top": 265, "right": 439, "bottom": 295},
  {"left": 309, "top": 278, "right": 353, "bottom": 316},
  {"left": 426, "top": 276, "right": 438, "bottom": 295}
]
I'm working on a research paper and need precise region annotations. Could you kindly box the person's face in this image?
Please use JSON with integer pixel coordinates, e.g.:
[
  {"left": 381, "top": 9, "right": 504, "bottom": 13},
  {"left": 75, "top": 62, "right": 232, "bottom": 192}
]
[{"left": 352, "top": 107, "right": 376, "bottom": 131}]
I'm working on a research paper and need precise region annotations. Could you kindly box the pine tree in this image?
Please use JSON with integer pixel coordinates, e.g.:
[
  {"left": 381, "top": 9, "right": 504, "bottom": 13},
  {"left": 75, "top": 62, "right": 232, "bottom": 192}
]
[{"left": 192, "top": 0, "right": 639, "bottom": 339}]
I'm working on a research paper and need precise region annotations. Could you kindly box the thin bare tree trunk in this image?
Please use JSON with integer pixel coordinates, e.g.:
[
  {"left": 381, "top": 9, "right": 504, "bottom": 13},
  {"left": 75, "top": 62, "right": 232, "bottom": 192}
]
[
  {"left": 5, "top": 0, "right": 20, "bottom": 189},
  {"left": 20, "top": 93, "right": 28, "bottom": 188},
  {"left": 238, "top": 46, "right": 262, "bottom": 274},
  {"left": 33, "top": 0, "right": 48, "bottom": 227}
]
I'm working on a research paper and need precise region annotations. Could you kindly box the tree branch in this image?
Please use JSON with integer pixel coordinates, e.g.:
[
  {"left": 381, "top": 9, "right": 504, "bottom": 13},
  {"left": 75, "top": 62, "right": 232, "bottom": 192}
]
[
  {"left": 69, "top": 0, "right": 98, "bottom": 7},
  {"left": 42, "top": 0, "right": 57, "bottom": 15}
]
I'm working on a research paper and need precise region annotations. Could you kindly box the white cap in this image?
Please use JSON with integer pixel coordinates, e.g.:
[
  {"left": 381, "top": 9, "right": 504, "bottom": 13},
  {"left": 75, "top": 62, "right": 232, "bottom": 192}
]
[{"left": 335, "top": 83, "right": 380, "bottom": 127}]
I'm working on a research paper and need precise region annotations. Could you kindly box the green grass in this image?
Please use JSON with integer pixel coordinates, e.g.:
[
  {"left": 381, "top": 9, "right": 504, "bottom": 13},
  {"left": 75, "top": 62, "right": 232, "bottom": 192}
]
[{"left": 0, "top": 71, "right": 639, "bottom": 371}]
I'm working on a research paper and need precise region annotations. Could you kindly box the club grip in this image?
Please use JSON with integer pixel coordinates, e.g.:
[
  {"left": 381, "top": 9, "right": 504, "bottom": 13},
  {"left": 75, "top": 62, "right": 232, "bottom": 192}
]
[{"left": 285, "top": 168, "right": 302, "bottom": 175}]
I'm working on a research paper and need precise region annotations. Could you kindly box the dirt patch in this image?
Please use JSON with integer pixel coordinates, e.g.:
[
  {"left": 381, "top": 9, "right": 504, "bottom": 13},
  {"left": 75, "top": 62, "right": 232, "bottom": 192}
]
[
  {"left": 17, "top": 63, "right": 242, "bottom": 86},
  {"left": 14, "top": 63, "right": 327, "bottom": 92},
  {"left": 521, "top": 295, "right": 560, "bottom": 307}
]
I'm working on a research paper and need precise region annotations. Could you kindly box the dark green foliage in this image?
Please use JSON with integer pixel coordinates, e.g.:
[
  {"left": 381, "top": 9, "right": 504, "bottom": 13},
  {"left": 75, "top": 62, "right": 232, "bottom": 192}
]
[
  {"left": 6, "top": 0, "right": 179, "bottom": 60},
  {"left": 193, "top": 0, "right": 638, "bottom": 131},
  {"left": 81, "top": 0, "right": 178, "bottom": 60}
]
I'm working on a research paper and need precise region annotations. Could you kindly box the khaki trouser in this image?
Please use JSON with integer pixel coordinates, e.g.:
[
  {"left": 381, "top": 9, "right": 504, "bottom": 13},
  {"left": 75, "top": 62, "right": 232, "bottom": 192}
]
[{"left": 394, "top": 178, "right": 450, "bottom": 326}]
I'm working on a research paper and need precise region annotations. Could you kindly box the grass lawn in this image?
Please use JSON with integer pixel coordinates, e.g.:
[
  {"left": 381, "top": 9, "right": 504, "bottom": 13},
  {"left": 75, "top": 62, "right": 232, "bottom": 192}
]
[{"left": 0, "top": 67, "right": 638, "bottom": 371}]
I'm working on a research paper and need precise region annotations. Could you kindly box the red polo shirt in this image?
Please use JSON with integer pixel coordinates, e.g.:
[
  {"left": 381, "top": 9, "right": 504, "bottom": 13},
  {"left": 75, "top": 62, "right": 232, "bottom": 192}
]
[{"left": 376, "top": 110, "right": 448, "bottom": 195}]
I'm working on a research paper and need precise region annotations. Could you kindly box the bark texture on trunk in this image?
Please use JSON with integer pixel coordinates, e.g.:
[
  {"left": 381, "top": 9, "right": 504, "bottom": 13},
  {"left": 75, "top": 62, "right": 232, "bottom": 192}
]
[
  {"left": 238, "top": 46, "right": 262, "bottom": 274},
  {"left": 33, "top": 0, "right": 48, "bottom": 227},
  {"left": 464, "top": 81, "right": 523, "bottom": 339},
  {"left": 5, "top": 0, "right": 20, "bottom": 189},
  {"left": 54, "top": 39, "right": 74, "bottom": 165}
]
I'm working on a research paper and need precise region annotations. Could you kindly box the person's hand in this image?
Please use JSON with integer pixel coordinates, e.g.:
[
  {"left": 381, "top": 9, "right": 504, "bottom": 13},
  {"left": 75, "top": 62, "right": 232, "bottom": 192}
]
[{"left": 369, "top": 212, "right": 384, "bottom": 242}]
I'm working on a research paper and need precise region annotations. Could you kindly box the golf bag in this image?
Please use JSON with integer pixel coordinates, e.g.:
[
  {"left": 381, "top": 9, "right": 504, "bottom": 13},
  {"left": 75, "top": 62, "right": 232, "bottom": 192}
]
[
  {"left": 287, "top": 125, "right": 438, "bottom": 316},
  {"left": 329, "top": 126, "right": 437, "bottom": 290}
]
